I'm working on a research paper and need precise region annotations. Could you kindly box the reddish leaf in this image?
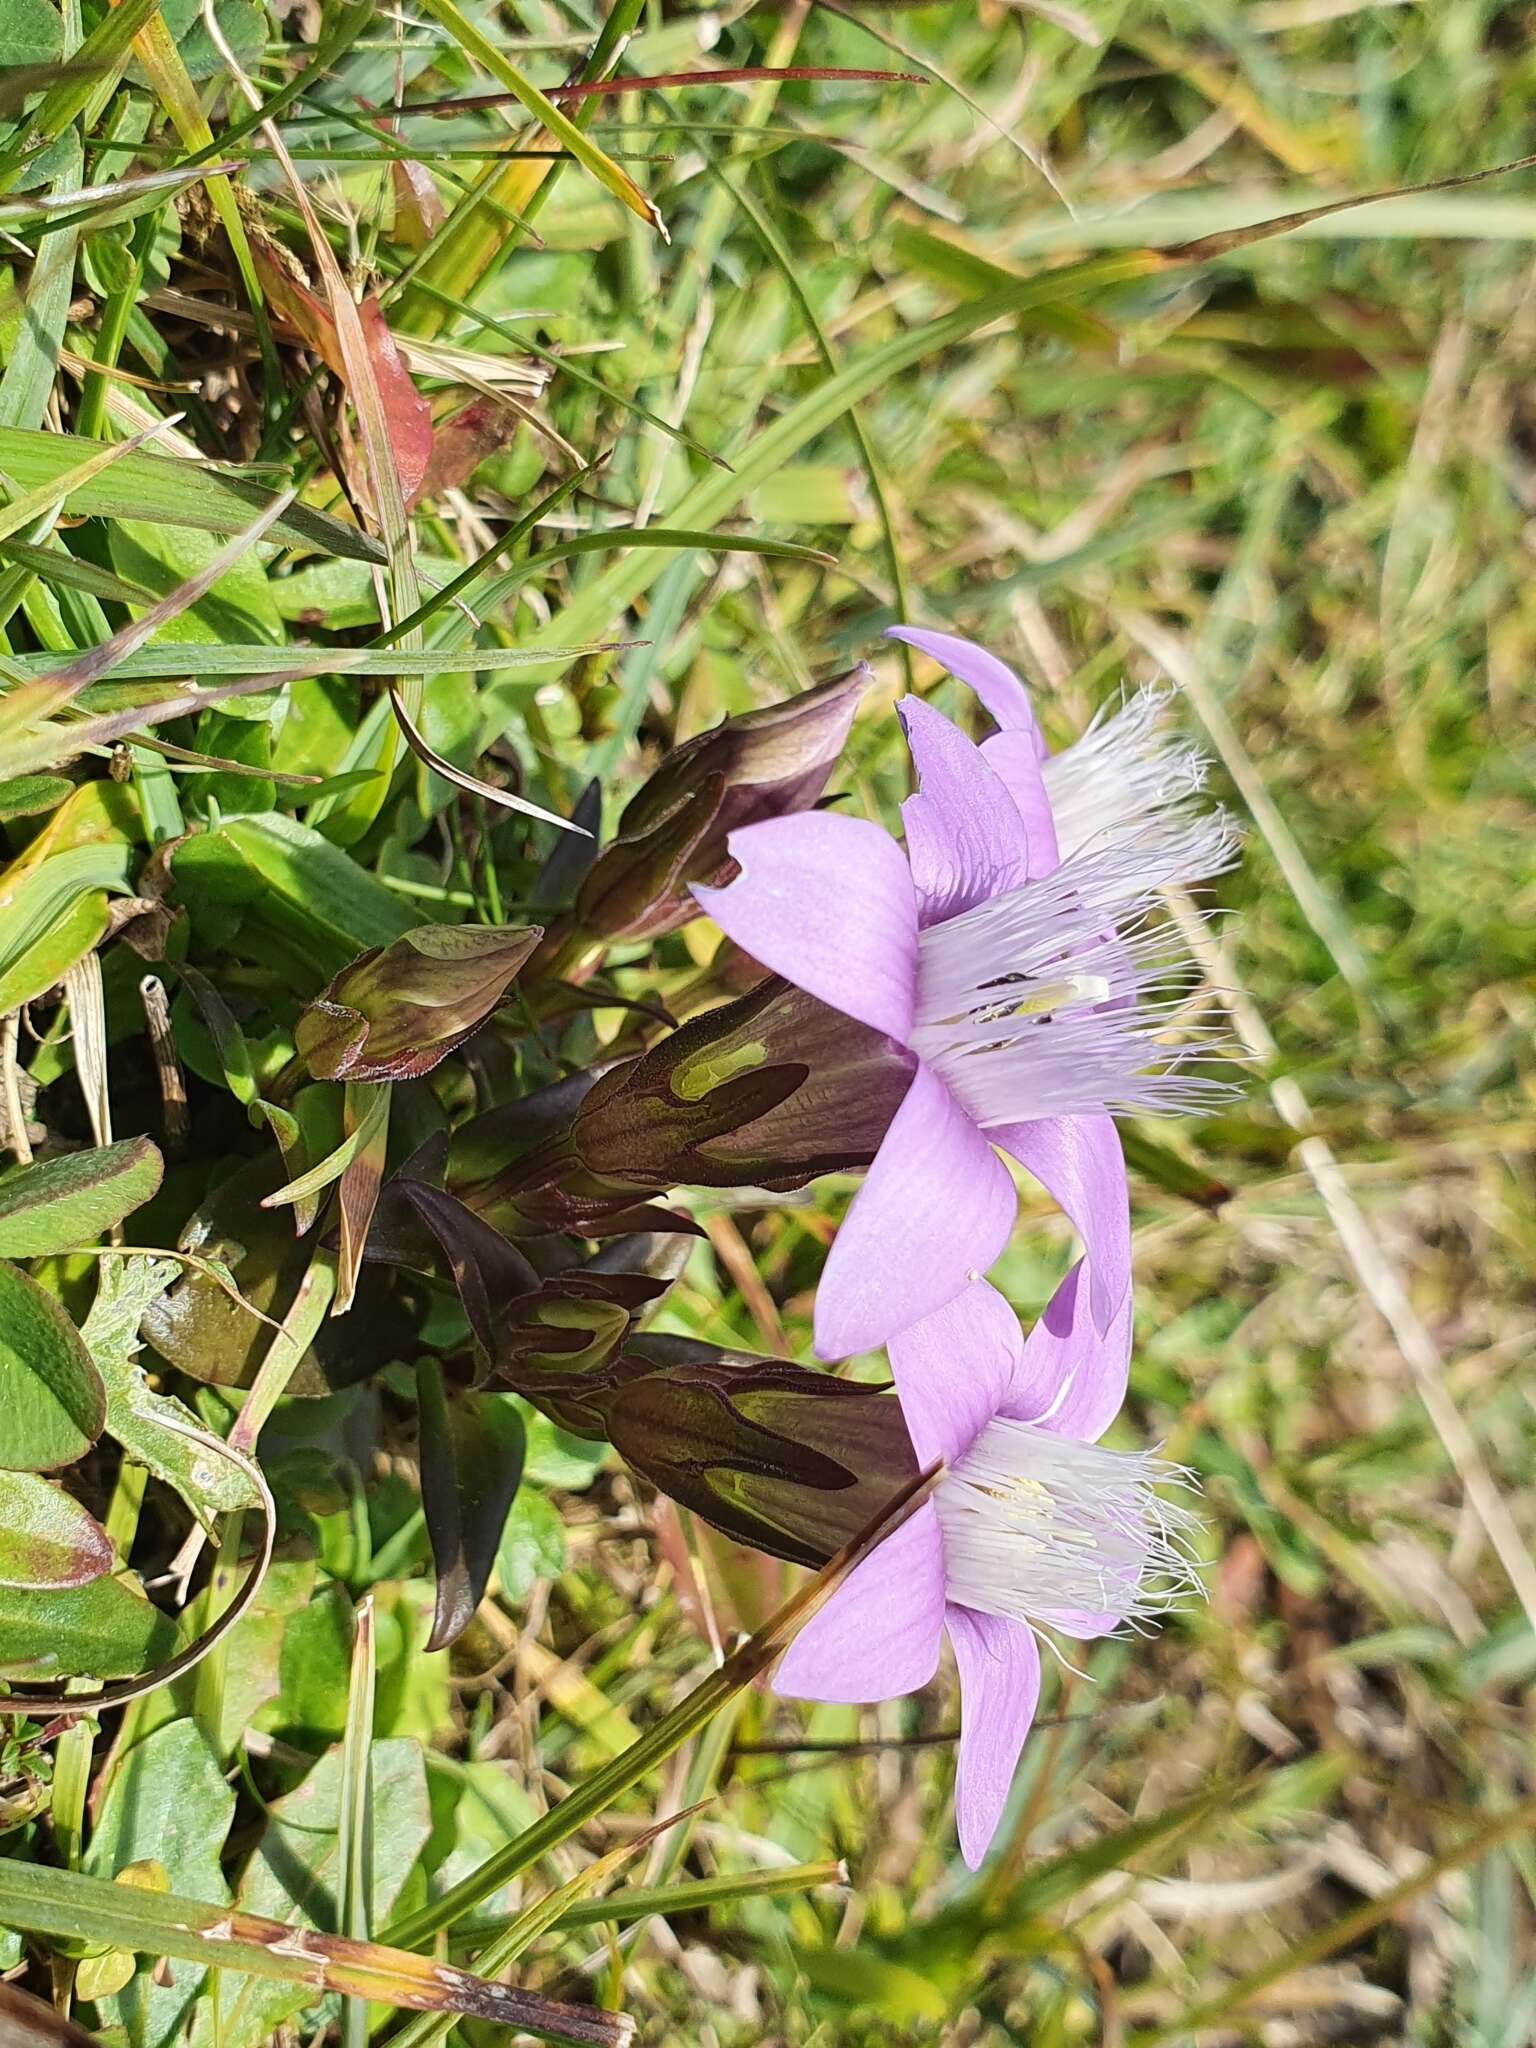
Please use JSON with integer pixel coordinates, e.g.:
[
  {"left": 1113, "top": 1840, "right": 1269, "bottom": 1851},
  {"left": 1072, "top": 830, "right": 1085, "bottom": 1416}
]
[
  {"left": 412, "top": 395, "right": 520, "bottom": 506},
  {"left": 417, "top": 1364, "right": 525, "bottom": 1650},
  {"left": 252, "top": 240, "right": 433, "bottom": 504},
  {"left": 0, "top": 1473, "right": 114, "bottom": 1591},
  {"left": 357, "top": 297, "right": 433, "bottom": 504}
]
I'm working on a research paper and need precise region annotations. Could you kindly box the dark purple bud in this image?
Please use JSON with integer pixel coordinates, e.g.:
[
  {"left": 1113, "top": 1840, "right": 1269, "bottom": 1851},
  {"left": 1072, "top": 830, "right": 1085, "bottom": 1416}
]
[
  {"left": 571, "top": 977, "right": 917, "bottom": 1193},
  {"left": 494, "top": 1269, "right": 671, "bottom": 1423},
  {"left": 590, "top": 1340, "right": 919, "bottom": 1568},
  {"left": 450, "top": 978, "right": 914, "bottom": 1236},
  {"left": 567, "top": 666, "right": 868, "bottom": 945},
  {"left": 295, "top": 923, "right": 542, "bottom": 1082}
]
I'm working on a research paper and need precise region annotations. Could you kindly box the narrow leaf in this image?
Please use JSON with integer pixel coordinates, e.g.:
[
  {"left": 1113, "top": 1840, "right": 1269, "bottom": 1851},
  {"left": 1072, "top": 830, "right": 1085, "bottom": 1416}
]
[
  {"left": 413, "top": 0, "right": 666, "bottom": 237},
  {"left": 418, "top": 1368, "right": 525, "bottom": 1650},
  {"left": 0, "top": 427, "right": 384, "bottom": 560}
]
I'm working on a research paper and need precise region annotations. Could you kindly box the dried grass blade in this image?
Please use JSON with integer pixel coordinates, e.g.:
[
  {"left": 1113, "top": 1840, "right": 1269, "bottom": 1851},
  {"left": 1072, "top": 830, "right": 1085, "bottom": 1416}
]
[{"left": 0, "top": 1861, "right": 634, "bottom": 2048}]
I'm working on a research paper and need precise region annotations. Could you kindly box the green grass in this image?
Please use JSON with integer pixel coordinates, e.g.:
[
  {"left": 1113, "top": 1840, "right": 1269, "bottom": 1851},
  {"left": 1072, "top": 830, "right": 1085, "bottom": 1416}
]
[{"left": 2, "top": 2, "right": 1535, "bottom": 2044}]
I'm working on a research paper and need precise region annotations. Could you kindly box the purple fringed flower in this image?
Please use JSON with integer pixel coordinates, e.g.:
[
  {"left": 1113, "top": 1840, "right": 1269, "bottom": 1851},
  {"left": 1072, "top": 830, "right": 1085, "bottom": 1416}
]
[
  {"left": 694, "top": 626, "right": 1234, "bottom": 1363},
  {"left": 774, "top": 1280, "right": 1200, "bottom": 1868}
]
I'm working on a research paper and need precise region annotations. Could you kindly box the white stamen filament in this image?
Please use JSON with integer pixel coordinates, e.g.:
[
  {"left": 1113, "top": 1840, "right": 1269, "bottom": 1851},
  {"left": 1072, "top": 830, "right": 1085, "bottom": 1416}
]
[
  {"left": 911, "top": 806, "right": 1239, "bottom": 1127},
  {"left": 1041, "top": 686, "right": 1207, "bottom": 864},
  {"left": 934, "top": 1418, "right": 1203, "bottom": 1634}
]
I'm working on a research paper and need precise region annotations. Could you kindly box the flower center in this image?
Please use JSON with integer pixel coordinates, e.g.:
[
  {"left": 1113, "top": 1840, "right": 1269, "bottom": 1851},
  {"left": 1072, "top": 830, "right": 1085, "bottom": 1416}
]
[{"left": 933, "top": 1417, "right": 1201, "bottom": 1634}]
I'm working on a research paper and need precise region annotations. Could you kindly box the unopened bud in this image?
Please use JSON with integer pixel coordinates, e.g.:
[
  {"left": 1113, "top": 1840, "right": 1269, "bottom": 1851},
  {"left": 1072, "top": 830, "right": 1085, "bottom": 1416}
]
[
  {"left": 569, "top": 667, "right": 868, "bottom": 945},
  {"left": 295, "top": 923, "right": 541, "bottom": 1082},
  {"left": 595, "top": 1339, "right": 919, "bottom": 1567}
]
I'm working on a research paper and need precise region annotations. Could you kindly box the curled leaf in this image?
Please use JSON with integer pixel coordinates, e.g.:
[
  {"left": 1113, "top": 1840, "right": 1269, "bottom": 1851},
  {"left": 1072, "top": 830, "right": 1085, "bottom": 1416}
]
[{"left": 0, "top": 1416, "right": 274, "bottom": 1715}]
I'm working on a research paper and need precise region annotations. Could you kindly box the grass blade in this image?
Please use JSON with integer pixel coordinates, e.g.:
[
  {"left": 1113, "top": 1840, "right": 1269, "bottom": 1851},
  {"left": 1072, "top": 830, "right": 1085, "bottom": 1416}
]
[
  {"left": 0, "top": 427, "right": 383, "bottom": 559},
  {"left": 0, "top": 1860, "right": 633, "bottom": 2048},
  {"left": 412, "top": 0, "right": 666, "bottom": 239}
]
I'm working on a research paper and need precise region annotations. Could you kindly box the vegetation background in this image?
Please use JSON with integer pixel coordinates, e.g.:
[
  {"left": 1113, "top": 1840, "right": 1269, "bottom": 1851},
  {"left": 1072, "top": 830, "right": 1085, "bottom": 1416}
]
[{"left": 0, "top": 1, "right": 1533, "bottom": 2044}]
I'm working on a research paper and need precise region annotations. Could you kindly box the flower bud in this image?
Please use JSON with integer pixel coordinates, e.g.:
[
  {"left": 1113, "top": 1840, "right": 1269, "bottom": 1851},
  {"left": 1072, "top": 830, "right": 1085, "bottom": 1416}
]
[
  {"left": 568, "top": 666, "right": 868, "bottom": 944},
  {"left": 571, "top": 977, "right": 916, "bottom": 1192},
  {"left": 453, "top": 978, "right": 916, "bottom": 1235},
  {"left": 491, "top": 1269, "right": 670, "bottom": 1425},
  {"left": 295, "top": 922, "right": 542, "bottom": 1082},
  {"left": 591, "top": 1339, "right": 919, "bottom": 1568}
]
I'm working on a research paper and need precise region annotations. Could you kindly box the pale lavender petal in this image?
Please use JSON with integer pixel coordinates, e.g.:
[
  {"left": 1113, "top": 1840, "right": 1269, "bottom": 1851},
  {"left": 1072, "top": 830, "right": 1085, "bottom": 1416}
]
[
  {"left": 981, "top": 730, "right": 1060, "bottom": 881},
  {"left": 992, "top": 1113, "right": 1129, "bottom": 1333},
  {"left": 898, "top": 696, "right": 1030, "bottom": 927},
  {"left": 1006, "top": 1257, "right": 1133, "bottom": 1442},
  {"left": 887, "top": 1279, "right": 1023, "bottom": 1468},
  {"left": 693, "top": 812, "right": 919, "bottom": 1043},
  {"left": 774, "top": 1505, "right": 946, "bottom": 1702},
  {"left": 886, "top": 626, "right": 1045, "bottom": 744},
  {"left": 813, "top": 1062, "right": 1016, "bottom": 1361},
  {"left": 945, "top": 1606, "right": 1041, "bottom": 1869}
]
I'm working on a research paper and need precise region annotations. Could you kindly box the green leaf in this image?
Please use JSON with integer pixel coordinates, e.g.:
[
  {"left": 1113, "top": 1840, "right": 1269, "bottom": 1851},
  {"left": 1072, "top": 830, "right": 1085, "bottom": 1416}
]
[
  {"left": 84, "top": 1719, "right": 235, "bottom": 2048},
  {"left": 0, "top": 0, "right": 64, "bottom": 66},
  {"left": 224, "top": 1740, "right": 432, "bottom": 2048},
  {"left": 129, "top": 0, "right": 263, "bottom": 82},
  {"left": 0, "top": 536, "right": 158, "bottom": 610},
  {"left": 0, "top": 1471, "right": 113, "bottom": 1590},
  {"left": 0, "top": 842, "right": 135, "bottom": 995},
  {"left": 0, "top": 887, "right": 112, "bottom": 1015},
  {"left": 0, "top": 1571, "right": 177, "bottom": 1680},
  {"left": 82, "top": 1257, "right": 260, "bottom": 1518},
  {"left": 0, "top": 0, "right": 159, "bottom": 162},
  {"left": 792, "top": 1944, "right": 949, "bottom": 2024},
  {"left": 277, "top": 1580, "right": 356, "bottom": 1744},
  {"left": 262, "top": 1080, "right": 388, "bottom": 1209},
  {"left": 222, "top": 813, "right": 419, "bottom": 948},
  {"left": 238, "top": 1735, "right": 431, "bottom": 1925},
  {"left": 0, "top": 1259, "right": 107, "bottom": 1472},
  {"left": 0, "top": 1138, "right": 164, "bottom": 1257},
  {"left": 0, "top": 129, "right": 79, "bottom": 431},
  {"left": 108, "top": 518, "right": 283, "bottom": 648},
  {"left": 0, "top": 773, "right": 71, "bottom": 821},
  {"left": 0, "top": 428, "right": 385, "bottom": 562},
  {"left": 494, "top": 1485, "right": 566, "bottom": 1605},
  {"left": 172, "top": 811, "right": 418, "bottom": 982},
  {"left": 522, "top": 1409, "right": 610, "bottom": 1493}
]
